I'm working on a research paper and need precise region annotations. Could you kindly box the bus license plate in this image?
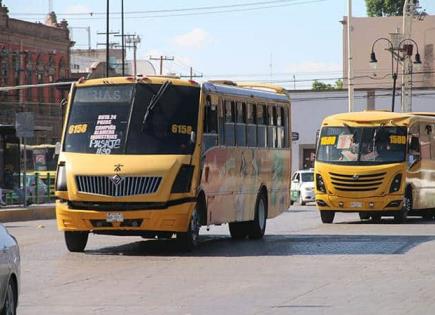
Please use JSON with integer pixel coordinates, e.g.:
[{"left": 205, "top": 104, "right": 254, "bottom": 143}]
[
  {"left": 106, "top": 212, "right": 124, "bottom": 222},
  {"left": 350, "top": 202, "right": 362, "bottom": 208}
]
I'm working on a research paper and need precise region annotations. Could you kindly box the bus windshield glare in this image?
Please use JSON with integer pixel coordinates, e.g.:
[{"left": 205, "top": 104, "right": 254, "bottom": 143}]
[
  {"left": 317, "top": 126, "right": 407, "bottom": 165},
  {"left": 64, "top": 83, "right": 200, "bottom": 155}
]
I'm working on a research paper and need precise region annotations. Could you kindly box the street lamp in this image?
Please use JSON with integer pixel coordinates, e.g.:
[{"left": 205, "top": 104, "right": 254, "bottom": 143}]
[{"left": 369, "top": 37, "right": 422, "bottom": 112}]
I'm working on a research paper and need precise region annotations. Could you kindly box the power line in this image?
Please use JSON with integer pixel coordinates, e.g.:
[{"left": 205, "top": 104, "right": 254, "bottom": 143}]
[
  {"left": 10, "top": 0, "right": 326, "bottom": 20},
  {"left": 12, "top": 0, "right": 325, "bottom": 16}
]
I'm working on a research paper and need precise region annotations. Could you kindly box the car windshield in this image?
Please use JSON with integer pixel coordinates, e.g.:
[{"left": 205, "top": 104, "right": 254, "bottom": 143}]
[
  {"left": 64, "top": 83, "right": 200, "bottom": 155},
  {"left": 316, "top": 126, "right": 407, "bottom": 165},
  {"left": 301, "top": 173, "right": 314, "bottom": 182}
]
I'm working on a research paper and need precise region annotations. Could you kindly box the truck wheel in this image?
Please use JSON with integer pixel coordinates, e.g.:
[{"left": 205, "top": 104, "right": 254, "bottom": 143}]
[
  {"left": 246, "top": 191, "right": 267, "bottom": 239},
  {"left": 64, "top": 231, "right": 89, "bottom": 252},
  {"left": 371, "top": 214, "right": 382, "bottom": 223},
  {"left": 320, "top": 211, "right": 335, "bottom": 224}
]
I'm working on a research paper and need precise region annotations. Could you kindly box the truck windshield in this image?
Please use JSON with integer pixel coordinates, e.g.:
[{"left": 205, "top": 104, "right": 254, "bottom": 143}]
[
  {"left": 316, "top": 126, "right": 407, "bottom": 165},
  {"left": 64, "top": 83, "right": 200, "bottom": 155}
]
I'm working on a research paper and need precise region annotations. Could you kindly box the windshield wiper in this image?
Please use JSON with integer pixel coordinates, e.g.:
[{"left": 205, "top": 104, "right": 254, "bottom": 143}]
[{"left": 142, "top": 80, "right": 172, "bottom": 128}]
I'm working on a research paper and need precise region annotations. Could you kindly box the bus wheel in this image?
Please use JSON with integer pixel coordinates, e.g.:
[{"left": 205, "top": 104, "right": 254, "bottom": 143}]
[
  {"left": 229, "top": 222, "right": 248, "bottom": 240},
  {"left": 64, "top": 231, "right": 89, "bottom": 252},
  {"left": 177, "top": 207, "right": 201, "bottom": 251},
  {"left": 371, "top": 214, "right": 381, "bottom": 224},
  {"left": 320, "top": 211, "right": 335, "bottom": 224},
  {"left": 247, "top": 192, "right": 267, "bottom": 239},
  {"left": 395, "top": 191, "right": 411, "bottom": 224},
  {"left": 359, "top": 212, "right": 370, "bottom": 221}
]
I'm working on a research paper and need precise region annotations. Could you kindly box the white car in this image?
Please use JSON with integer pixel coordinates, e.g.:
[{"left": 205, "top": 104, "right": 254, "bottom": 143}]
[{"left": 290, "top": 170, "right": 315, "bottom": 205}]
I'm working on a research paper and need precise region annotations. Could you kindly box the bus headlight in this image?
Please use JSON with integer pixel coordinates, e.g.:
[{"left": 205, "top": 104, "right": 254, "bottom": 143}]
[
  {"left": 171, "top": 164, "right": 194, "bottom": 193},
  {"left": 316, "top": 173, "right": 327, "bottom": 193},
  {"left": 389, "top": 174, "right": 402, "bottom": 193},
  {"left": 56, "top": 162, "right": 67, "bottom": 191}
]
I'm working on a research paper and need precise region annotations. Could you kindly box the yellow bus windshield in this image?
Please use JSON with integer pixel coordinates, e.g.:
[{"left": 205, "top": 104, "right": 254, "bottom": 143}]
[
  {"left": 64, "top": 83, "right": 200, "bottom": 155},
  {"left": 317, "top": 126, "right": 407, "bottom": 165}
]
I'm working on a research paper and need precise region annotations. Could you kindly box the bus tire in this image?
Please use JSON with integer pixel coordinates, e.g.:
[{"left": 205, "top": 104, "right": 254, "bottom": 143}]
[
  {"left": 247, "top": 191, "right": 267, "bottom": 240},
  {"left": 359, "top": 212, "right": 370, "bottom": 220},
  {"left": 371, "top": 214, "right": 382, "bottom": 223},
  {"left": 395, "top": 190, "right": 411, "bottom": 224},
  {"left": 177, "top": 206, "right": 201, "bottom": 251},
  {"left": 320, "top": 210, "right": 335, "bottom": 224},
  {"left": 229, "top": 222, "right": 248, "bottom": 240},
  {"left": 64, "top": 231, "right": 89, "bottom": 252}
]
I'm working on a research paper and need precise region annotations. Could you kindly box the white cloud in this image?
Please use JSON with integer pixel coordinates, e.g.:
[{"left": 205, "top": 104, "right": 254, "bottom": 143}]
[{"left": 172, "top": 28, "right": 213, "bottom": 49}]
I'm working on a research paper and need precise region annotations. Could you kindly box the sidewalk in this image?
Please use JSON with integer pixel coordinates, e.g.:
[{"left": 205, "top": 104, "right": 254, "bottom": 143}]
[{"left": 0, "top": 203, "right": 55, "bottom": 223}]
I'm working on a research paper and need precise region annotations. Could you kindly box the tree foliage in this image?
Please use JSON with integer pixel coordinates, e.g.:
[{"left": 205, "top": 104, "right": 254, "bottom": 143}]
[
  {"left": 365, "top": 0, "right": 405, "bottom": 17},
  {"left": 312, "top": 80, "right": 343, "bottom": 91}
]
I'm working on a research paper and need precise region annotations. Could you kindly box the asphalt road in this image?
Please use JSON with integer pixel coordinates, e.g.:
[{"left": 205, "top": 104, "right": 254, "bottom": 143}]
[{"left": 7, "top": 205, "right": 435, "bottom": 315}]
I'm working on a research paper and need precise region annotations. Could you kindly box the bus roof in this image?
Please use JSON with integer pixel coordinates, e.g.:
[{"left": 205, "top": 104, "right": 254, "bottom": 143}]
[
  {"left": 320, "top": 111, "right": 435, "bottom": 126},
  {"left": 75, "top": 76, "right": 200, "bottom": 88},
  {"left": 202, "top": 81, "right": 289, "bottom": 103}
]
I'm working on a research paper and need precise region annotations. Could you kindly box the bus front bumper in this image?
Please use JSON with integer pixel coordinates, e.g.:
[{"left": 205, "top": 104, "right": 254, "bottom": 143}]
[
  {"left": 315, "top": 194, "right": 403, "bottom": 212},
  {"left": 56, "top": 200, "right": 195, "bottom": 233}
]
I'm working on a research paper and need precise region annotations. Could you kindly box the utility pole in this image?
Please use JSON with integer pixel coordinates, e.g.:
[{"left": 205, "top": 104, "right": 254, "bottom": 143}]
[
  {"left": 150, "top": 56, "right": 174, "bottom": 75},
  {"left": 347, "top": 0, "right": 354, "bottom": 112},
  {"left": 401, "top": 0, "right": 416, "bottom": 112},
  {"left": 106, "top": 0, "right": 109, "bottom": 77},
  {"left": 180, "top": 67, "right": 203, "bottom": 80},
  {"left": 121, "top": 0, "right": 125, "bottom": 76},
  {"left": 125, "top": 34, "right": 141, "bottom": 76}
]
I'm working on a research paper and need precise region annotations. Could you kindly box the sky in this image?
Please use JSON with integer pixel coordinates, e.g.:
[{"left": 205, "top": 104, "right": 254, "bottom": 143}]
[{"left": 5, "top": 0, "right": 435, "bottom": 89}]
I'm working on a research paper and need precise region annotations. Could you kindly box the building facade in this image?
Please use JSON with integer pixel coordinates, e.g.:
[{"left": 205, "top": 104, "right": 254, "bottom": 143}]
[
  {"left": 0, "top": 5, "right": 72, "bottom": 144},
  {"left": 343, "top": 15, "right": 435, "bottom": 90}
]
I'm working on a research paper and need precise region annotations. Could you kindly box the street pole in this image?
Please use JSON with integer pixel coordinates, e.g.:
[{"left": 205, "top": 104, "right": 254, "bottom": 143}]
[
  {"left": 347, "top": 0, "right": 354, "bottom": 112},
  {"left": 402, "top": 0, "right": 415, "bottom": 112},
  {"left": 106, "top": 0, "right": 109, "bottom": 78},
  {"left": 121, "top": 0, "right": 125, "bottom": 76}
]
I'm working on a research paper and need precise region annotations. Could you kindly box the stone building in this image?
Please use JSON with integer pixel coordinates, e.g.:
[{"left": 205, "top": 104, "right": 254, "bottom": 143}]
[{"left": 0, "top": 4, "right": 73, "bottom": 144}]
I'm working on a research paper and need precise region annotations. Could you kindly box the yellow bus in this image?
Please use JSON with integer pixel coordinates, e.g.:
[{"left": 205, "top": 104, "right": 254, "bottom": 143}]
[
  {"left": 55, "top": 76, "right": 291, "bottom": 251},
  {"left": 315, "top": 111, "right": 435, "bottom": 224}
]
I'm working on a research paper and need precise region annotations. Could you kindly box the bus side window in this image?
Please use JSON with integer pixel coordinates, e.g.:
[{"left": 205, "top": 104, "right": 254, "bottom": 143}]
[
  {"left": 203, "top": 96, "right": 218, "bottom": 153},
  {"left": 257, "top": 105, "right": 267, "bottom": 148},
  {"left": 277, "top": 106, "right": 284, "bottom": 148},
  {"left": 218, "top": 99, "right": 225, "bottom": 145},
  {"left": 431, "top": 124, "right": 435, "bottom": 160},
  {"left": 420, "top": 123, "right": 430, "bottom": 160},
  {"left": 267, "top": 106, "right": 277, "bottom": 148},
  {"left": 247, "top": 103, "right": 257, "bottom": 147},
  {"left": 236, "top": 102, "right": 247, "bottom": 147},
  {"left": 224, "top": 100, "right": 235, "bottom": 146}
]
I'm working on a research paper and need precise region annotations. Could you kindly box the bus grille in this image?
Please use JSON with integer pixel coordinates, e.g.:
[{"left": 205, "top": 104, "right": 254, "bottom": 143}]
[
  {"left": 329, "top": 172, "right": 386, "bottom": 192},
  {"left": 76, "top": 175, "right": 162, "bottom": 197}
]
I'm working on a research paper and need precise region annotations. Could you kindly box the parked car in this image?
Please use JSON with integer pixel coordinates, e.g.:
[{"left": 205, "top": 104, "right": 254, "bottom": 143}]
[
  {"left": 290, "top": 169, "right": 315, "bottom": 205},
  {"left": 0, "top": 224, "right": 20, "bottom": 315}
]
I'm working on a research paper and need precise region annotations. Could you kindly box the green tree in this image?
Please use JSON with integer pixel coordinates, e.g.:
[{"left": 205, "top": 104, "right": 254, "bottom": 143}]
[
  {"left": 312, "top": 80, "right": 334, "bottom": 91},
  {"left": 365, "top": 0, "right": 406, "bottom": 17},
  {"left": 312, "top": 80, "right": 343, "bottom": 91}
]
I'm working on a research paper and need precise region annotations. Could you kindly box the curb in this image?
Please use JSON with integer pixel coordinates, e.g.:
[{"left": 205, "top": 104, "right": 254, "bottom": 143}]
[{"left": 0, "top": 204, "right": 55, "bottom": 223}]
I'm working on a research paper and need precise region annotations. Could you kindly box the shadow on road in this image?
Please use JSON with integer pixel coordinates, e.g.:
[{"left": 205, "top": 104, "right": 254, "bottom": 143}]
[{"left": 85, "top": 233, "right": 435, "bottom": 257}]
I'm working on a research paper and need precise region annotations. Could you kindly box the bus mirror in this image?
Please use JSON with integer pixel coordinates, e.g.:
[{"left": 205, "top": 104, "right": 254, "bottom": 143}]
[
  {"left": 190, "top": 131, "right": 196, "bottom": 144},
  {"left": 409, "top": 136, "right": 420, "bottom": 153},
  {"left": 55, "top": 142, "right": 61, "bottom": 155}
]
